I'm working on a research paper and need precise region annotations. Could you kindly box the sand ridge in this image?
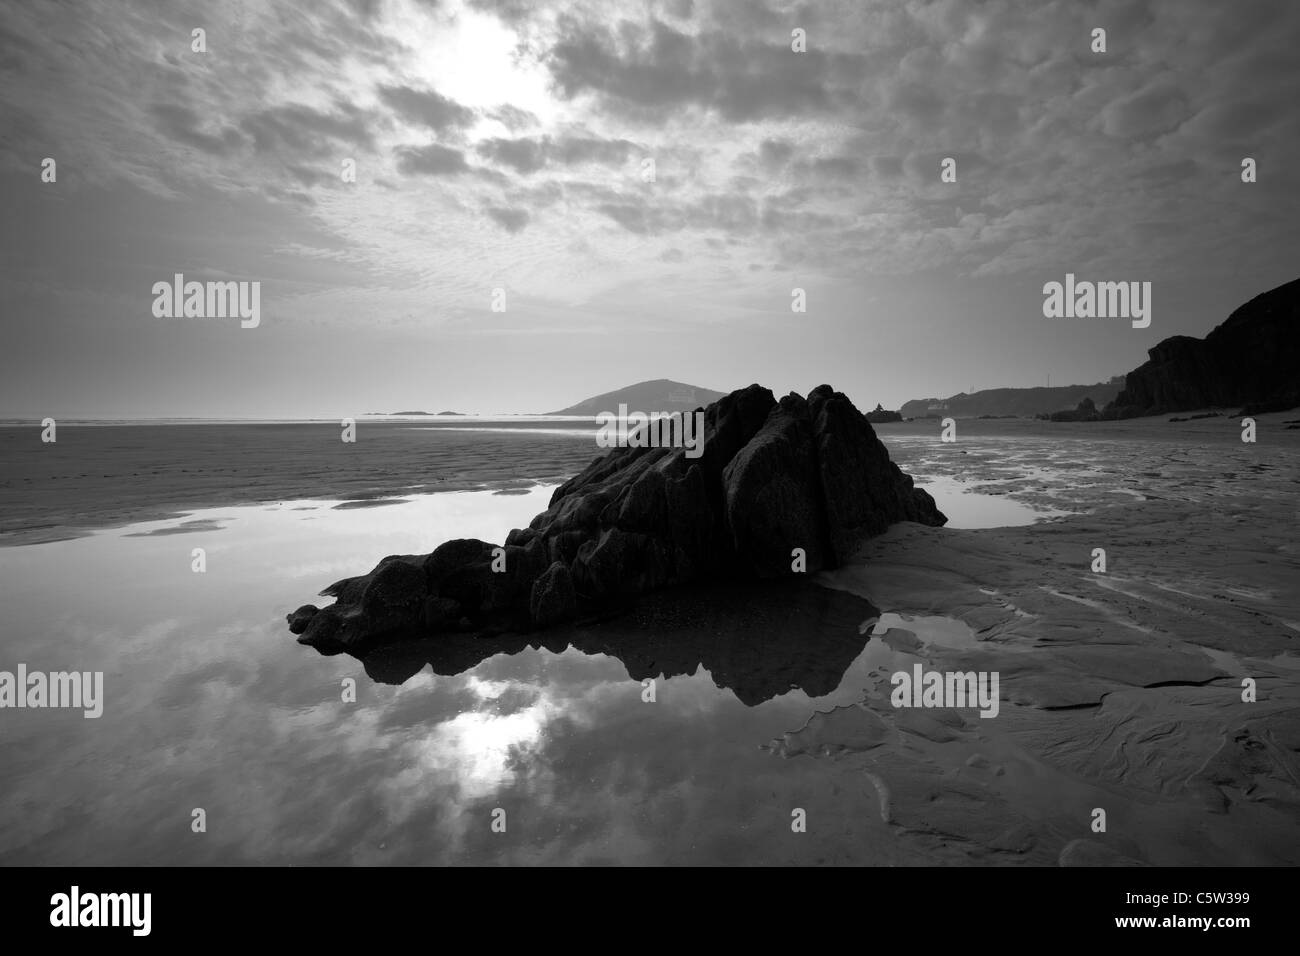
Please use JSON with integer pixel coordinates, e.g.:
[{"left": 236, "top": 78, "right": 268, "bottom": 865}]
[{"left": 791, "top": 416, "right": 1300, "bottom": 865}]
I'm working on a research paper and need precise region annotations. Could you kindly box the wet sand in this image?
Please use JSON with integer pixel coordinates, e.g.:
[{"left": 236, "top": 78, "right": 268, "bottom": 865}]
[
  {"left": 5, "top": 411, "right": 1292, "bottom": 545},
  {"left": 0, "top": 412, "right": 1296, "bottom": 864},
  {"left": 805, "top": 411, "right": 1300, "bottom": 865},
  {"left": 0, "top": 421, "right": 600, "bottom": 545}
]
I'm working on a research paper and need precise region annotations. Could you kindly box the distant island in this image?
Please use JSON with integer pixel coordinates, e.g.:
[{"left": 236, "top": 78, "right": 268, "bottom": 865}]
[
  {"left": 364, "top": 410, "right": 467, "bottom": 416},
  {"left": 544, "top": 378, "right": 727, "bottom": 416}
]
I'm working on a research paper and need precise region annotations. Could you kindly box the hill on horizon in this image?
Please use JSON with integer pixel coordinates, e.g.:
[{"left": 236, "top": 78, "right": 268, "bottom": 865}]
[
  {"left": 900, "top": 379, "right": 1124, "bottom": 419},
  {"left": 363, "top": 410, "right": 466, "bottom": 416},
  {"left": 544, "top": 379, "right": 728, "bottom": 416}
]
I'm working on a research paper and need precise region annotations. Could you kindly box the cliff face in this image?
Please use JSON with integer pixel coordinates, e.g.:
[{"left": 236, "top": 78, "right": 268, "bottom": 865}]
[
  {"left": 288, "top": 383, "right": 946, "bottom": 654},
  {"left": 1105, "top": 278, "right": 1300, "bottom": 418}
]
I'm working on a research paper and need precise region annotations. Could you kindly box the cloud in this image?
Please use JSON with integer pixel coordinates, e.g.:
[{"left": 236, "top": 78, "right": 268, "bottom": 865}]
[
  {"left": 151, "top": 104, "right": 245, "bottom": 156},
  {"left": 478, "top": 136, "right": 547, "bottom": 174},
  {"left": 547, "top": 18, "right": 859, "bottom": 121},
  {"left": 395, "top": 142, "right": 470, "bottom": 175},
  {"left": 378, "top": 85, "right": 476, "bottom": 132},
  {"left": 1099, "top": 81, "right": 1190, "bottom": 139},
  {"left": 486, "top": 206, "right": 530, "bottom": 232},
  {"left": 687, "top": 193, "right": 757, "bottom": 233},
  {"left": 869, "top": 156, "right": 904, "bottom": 179},
  {"left": 551, "top": 135, "right": 634, "bottom": 165},
  {"left": 596, "top": 201, "right": 661, "bottom": 235},
  {"left": 757, "top": 138, "right": 794, "bottom": 171},
  {"left": 887, "top": 81, "right": 946, "bottom": 123},
  {"left": 2, "top": 0, "right": 1298, "bottom": 345},
  {"left": 476, "top": 134, "right": 635, "bottom": 174},
  {"left": 242, "top": 102, "right": 375, "bottom": 155},
  {"left": 799, "top": 155, "right": 860, "bottom": 182},
  {"left": 285, "top": 164, "right": 340, "bottom": 187},
  {"left": 488, "top": 104, "right": 540, "bottom": 130},
  {"left": 1176, "top": 96, "right": 1293, "bottom": 147},
  {"left": 466, "top": 0, "right": 536, "bottom": 24}
]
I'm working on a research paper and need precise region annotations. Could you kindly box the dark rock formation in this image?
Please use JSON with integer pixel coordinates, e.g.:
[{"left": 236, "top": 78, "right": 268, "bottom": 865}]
[
  {"left": 807, "top": 386, "right": 939, "bottom": 561},
  {"left": 288, "top": 383, "right": 946, "bottom": 654},
  {"left": 865, "top": 403, "right": 903, "bottom": 423},
  {"left": 721, "top": 392, "right": 830, "bottom": 576},
  {"left": 1049, "top": 396, "right": 1100, "bottom": 422},
  {"left": 529, "top": 561, "right": 576, "bottom": 626},
  {"left": 1103, "top": 277, "right": 1300, "bottom": 418}
]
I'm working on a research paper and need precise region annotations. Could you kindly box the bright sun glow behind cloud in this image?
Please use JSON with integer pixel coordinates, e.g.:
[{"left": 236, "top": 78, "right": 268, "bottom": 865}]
[
  {"left": 392, "top": 0, "right": 558, "bottom": 122},
  {"left": 2, "top": 0, "right": 1297, "bottom": 418}
]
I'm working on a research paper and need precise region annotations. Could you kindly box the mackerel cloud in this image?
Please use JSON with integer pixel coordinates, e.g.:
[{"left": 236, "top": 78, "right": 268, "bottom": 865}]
[{"left": 1, "top": 0, "right": 1297, "bottom": 323}]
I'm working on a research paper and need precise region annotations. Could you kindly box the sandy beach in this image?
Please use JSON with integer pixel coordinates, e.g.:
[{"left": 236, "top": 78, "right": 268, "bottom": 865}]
[
  {"left": 6, "top": 411, "right": 1294, "bottom": 545},
  {"left": 0, "top": 420, "right": 599, "bottom": 546},
  {"left": 780, "top": 411, "right": 1300, "bottom": 865},
  {"left": 816, "top": 447, "right": 1299, "bottom": 863},
  {"left": 2, "top": 411, "right": 1297, "bottom": 865}
]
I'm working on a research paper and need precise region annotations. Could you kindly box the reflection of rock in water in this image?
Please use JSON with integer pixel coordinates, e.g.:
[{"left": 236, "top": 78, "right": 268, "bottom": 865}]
[
  {"left": 360, "top": 579, "right": 877, "bottom": 707},
  {"left": 764, "top": 704, "right": 892, "bottom": 757}
]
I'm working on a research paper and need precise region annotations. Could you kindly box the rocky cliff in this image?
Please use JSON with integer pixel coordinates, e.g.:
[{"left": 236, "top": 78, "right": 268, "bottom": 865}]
[
  {"left": 288, "top": 383, "right": 946, "bottom": 654},
  {"left": 1104, "top": 277, "right": 1300, "bottom": 418}
]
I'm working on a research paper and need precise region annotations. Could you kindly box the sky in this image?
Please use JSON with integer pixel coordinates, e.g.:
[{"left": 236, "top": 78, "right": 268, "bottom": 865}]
[{"left": 1, "top": 0, "right": 1297, "bottom": 418}]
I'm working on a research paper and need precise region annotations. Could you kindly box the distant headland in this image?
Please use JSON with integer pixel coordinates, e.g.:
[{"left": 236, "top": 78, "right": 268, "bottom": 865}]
[
  {"left": 364, "top": 410, "right": 467, "bottom": 416},
  {"left": 543, "top": 379, "right": 727, "bottom": 416}
]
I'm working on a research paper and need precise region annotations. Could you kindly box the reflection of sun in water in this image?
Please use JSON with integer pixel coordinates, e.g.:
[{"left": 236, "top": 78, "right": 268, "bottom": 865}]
[
  {"left": 399, "top": 677, "right": 556, "bottom": 804},
  {"left": 373, "top": 664, "right": 612, "bottom": 850},
  {"left": 431, "top": 710, "right": 545, "bottom": 798}
]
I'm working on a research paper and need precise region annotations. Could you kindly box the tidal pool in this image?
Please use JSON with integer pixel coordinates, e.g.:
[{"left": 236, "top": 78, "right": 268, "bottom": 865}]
[{"left": 0, "top": 481, "right": 1020, "bottom": 865}]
